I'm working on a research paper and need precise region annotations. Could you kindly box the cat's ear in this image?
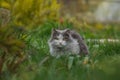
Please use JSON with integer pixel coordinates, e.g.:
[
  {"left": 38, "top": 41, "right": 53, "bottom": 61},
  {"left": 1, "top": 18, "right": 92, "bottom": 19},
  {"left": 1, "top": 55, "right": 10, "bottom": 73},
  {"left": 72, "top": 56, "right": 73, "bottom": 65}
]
[
  {"left": 52, "top": 28, "right": 57, "bottom": 32},
  {"left": 52, "top": 28, "right": 58, "bottom": 35},
  {"left": 65, "top": 29, "right": 71, "bottom": 34}
]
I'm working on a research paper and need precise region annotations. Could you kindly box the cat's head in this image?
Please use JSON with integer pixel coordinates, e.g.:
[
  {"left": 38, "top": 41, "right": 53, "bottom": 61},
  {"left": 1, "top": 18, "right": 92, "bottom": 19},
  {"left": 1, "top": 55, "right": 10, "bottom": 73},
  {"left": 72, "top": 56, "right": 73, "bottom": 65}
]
[{"left": 50, "top": 29, "right": 72, "bottom": 48}]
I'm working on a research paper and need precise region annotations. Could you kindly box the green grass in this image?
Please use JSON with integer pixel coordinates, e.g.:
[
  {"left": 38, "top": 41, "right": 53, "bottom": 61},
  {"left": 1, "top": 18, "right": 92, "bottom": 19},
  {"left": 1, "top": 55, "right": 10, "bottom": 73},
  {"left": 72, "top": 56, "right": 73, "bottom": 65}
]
[{"left": 1, "top": 21, "right": 120, "bottom": 80}]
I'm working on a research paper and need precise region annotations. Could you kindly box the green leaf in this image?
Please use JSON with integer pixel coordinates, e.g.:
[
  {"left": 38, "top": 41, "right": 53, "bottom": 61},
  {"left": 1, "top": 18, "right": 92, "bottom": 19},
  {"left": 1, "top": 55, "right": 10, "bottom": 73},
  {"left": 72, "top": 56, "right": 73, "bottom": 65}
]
[{"left": 68, "top": 56, "right": 74, "bottom": 69}]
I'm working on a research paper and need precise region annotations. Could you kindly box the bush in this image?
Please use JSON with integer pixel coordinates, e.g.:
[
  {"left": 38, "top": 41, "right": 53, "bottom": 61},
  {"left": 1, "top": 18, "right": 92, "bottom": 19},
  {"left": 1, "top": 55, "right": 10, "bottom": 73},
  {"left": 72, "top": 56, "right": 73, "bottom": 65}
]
[
  {"left": 0, "top": 0, "right": 60, "bottom": 28},
  {"left": 0, "top": 0, "right": 60, "bottom": 76}
]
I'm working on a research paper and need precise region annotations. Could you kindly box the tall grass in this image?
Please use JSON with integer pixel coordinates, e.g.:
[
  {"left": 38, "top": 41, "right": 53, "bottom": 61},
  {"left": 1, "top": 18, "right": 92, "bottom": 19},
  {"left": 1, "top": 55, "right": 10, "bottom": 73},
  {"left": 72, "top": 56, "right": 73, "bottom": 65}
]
[{"left": 1, "top": 21, "right": 120, "bottom": 80}]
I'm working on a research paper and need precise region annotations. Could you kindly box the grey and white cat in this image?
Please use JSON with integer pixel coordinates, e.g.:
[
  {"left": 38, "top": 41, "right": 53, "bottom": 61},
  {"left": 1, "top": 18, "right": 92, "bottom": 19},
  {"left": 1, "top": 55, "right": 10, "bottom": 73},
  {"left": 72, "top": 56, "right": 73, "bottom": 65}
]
[{"left": 48, "top": 29, "right": 89, "bottom": 58}]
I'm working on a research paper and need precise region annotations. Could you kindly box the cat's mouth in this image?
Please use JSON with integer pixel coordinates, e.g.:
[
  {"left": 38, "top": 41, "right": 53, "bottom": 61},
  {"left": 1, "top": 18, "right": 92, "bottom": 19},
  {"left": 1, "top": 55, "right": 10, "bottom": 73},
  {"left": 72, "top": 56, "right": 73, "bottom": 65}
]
[{"left": 57, "top": 46, "right": 65, "bottom": 50}]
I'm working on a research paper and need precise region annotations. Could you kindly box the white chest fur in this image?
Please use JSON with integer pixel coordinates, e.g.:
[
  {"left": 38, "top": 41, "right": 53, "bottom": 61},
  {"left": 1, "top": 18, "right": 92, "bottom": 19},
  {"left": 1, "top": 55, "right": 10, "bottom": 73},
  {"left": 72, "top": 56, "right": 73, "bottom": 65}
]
[{"left": 49, "top": 39, "right": 80, "bottom": 57}]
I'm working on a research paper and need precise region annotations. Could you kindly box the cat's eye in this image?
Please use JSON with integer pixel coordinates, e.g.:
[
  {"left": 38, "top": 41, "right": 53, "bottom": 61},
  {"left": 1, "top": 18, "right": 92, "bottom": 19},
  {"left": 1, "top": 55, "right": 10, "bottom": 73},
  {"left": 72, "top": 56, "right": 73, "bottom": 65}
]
[
  {"left": 54, "top": 37, "right": 59, "bottom": 40},
  {"left": 63, "top": 37, "right": 68, "bottom": 40},
  {"left": 63, "top": 34, "right": 69, "bottom": 40}
]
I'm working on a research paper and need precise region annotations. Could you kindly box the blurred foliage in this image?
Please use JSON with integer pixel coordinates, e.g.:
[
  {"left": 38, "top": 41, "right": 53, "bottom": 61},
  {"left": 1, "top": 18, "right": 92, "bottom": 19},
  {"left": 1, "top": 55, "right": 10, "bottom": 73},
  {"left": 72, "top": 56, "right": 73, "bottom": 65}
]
[
  {"left": 8, "top": 21, "right": 120, "bottom": 80},
  {"left": 0, "top": 0, "right": 120, "bottom": 80},
  {"left": 0, "top": 0, "right": 60, "bottom": 28},
  {"left": 0, "top": 8, "right": 10, "bottom": 27},
  {"left": 0, "top": 26, "right": 26, "bottom": 75},
  {"left": 0, "top": 0, "right": 60, "bottom": 77},
  {"left": 0, "top": 20, "right": 119, "bottom": 80}
]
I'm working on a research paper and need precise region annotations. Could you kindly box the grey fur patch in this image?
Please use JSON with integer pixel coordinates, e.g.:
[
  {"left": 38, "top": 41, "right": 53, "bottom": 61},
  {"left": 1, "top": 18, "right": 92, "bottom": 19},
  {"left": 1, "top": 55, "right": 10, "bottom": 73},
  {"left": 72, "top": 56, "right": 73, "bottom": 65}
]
[{"left": 48, "top": 29, "right": 89, "bottom": 57}]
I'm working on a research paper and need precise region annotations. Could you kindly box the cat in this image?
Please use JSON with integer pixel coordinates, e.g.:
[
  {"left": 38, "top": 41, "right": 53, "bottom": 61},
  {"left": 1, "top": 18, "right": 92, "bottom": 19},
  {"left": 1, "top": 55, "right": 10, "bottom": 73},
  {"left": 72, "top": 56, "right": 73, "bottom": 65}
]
[{"left": 48, "top": 28, "right": 89, "bottom": 58}]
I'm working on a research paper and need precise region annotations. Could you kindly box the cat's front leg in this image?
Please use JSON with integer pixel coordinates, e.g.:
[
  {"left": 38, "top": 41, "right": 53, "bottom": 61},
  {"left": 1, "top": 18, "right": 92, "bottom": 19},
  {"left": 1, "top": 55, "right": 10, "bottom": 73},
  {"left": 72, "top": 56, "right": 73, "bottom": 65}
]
[{"left": 50, "top": 49, "right": 61, "bottom": 58}]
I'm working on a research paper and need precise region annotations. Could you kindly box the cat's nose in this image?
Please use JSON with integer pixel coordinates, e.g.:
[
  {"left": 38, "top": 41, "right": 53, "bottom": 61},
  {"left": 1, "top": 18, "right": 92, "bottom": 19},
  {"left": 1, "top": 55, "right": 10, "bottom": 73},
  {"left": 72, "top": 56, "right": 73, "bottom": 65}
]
[
  {"left": 59, "top": 41, "right": 62, "bottom": 45},
  {"left": 59, "top": 42, "right": 62, "bottom": 45},
  {"left": 59, "top": 40, "right": 63, "bottom": 45}
]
